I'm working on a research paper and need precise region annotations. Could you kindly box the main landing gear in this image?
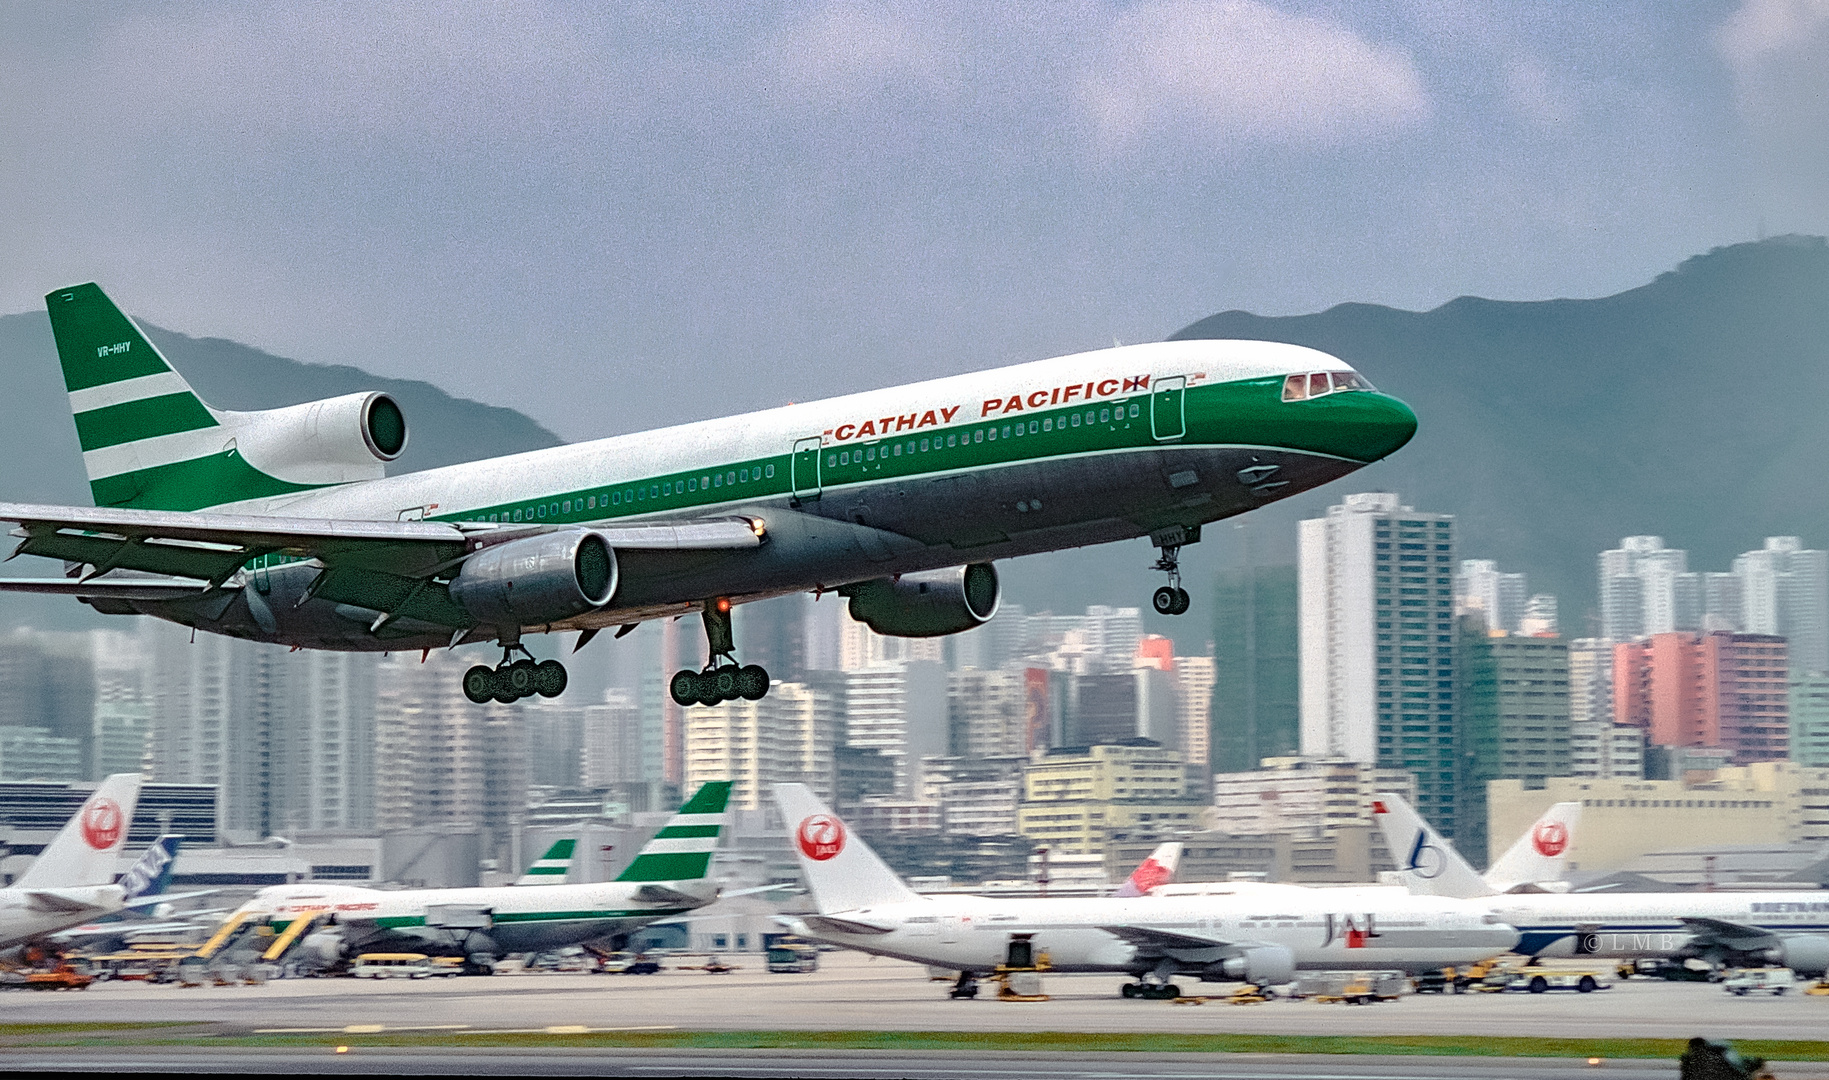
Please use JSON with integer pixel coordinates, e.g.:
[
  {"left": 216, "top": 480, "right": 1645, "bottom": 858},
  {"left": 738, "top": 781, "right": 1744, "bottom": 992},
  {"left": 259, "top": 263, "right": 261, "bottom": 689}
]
[
  {"left": 463, "top": 642, "right": 568, "bottom": 705},
  {"left": 669, "top": 598, "right": 771, "bottom": 708},
  {"left": 1121, "top": 980, "right": 1183, "bottom": 1000},
  {"left": 1150, "top": 525, "right": 1195, "bottom": 616}
]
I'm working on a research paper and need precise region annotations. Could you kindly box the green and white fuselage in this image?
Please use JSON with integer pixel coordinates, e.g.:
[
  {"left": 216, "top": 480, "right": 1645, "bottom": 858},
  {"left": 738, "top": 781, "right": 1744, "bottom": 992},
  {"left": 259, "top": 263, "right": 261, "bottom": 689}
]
[{"left": 18, "top": 283, "right": 1417, "bottom": 657}]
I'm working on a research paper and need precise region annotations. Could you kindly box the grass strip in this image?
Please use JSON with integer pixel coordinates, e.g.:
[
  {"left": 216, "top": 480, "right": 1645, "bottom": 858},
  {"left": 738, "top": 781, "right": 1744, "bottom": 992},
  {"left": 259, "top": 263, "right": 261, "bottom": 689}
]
[{"left": 4, "top": 1028, "right": 1829, "bottom": 1060}]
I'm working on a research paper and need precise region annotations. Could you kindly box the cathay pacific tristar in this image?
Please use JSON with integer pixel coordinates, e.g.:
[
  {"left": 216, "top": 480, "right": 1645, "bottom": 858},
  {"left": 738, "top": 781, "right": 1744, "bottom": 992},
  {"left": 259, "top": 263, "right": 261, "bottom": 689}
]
[
  {"left": 774, "top": 783, "right": 1515, "bottom": 999},
  {"left": 1, "top": 284, "right": 1414, "bottom": 704},
  {"left": 1374, "top": 791, "right": 1829, "bottom": 976},
  {"left": 218, "top": 781, "right": 730, "bottom": 973}
]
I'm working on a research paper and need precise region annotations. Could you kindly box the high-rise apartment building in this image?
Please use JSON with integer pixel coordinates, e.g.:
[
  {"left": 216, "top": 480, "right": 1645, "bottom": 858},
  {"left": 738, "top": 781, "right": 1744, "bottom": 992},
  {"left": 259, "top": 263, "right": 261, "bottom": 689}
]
[
  {"left": 145, "top": 621, "right": 268, "bottom": 838},
  {"left": 1210, "top": 755, "right": 1417, "bottom": 834},
  {"left": 1599, "top": 536, "right": 1699, "bottom": 640},
  {"left": 374, "top": 651, "right": 527, "bottom": 845},
  {"left": 1457, "top": 628, "right": 1570, "bottom": 860},
  {"left": 1567, "top": 638, "right": 1614, "bottom": 726},
  {"left": 90, "top": 629, "right": 151, "bottom": 779},
  {"left": 1211, "top": 564, "right": 1299, "bottom": 773},
  {"left": 1520, "top": 595, "right": 1559, "bottom": 637},
  {"left": 1299, "top": 493, "right": 1461, "bottom": 835},
  {"left": 579, "top": 689, "right": 644, "bottom": 789},
  {"left": 1788, "top": 673, "right": 1829, "bottom": 769},
  {"left": 947, "top": 668, "right": 1031, "bottom": 759},
  {"left": 1733, "top": 537, "right": 1829, "bottom": 675},
  {"left": 1568, "top": 720, "right": 1645, "bottom": 778},
  {"left": 1455, "top": 560, "right": 1527, "bottom": 633},
  {"left": 1173, "top": 655, "right": 1215, "bottom": 773},
  {"left": 1614, "top": 632, "right": 1788, "bottom": 764},
  {"left": 842, "top": 662, "right": 948, "bottom": 795},
  {"left": 264, "top": 650, "right": 378, "bottom": 835}
]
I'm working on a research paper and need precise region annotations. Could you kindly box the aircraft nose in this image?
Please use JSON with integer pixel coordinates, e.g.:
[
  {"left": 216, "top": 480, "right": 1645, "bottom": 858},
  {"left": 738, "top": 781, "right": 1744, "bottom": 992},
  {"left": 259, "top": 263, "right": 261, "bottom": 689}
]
[{"left": 1314, "top": 390, "right": 1417, "bottom": 463}]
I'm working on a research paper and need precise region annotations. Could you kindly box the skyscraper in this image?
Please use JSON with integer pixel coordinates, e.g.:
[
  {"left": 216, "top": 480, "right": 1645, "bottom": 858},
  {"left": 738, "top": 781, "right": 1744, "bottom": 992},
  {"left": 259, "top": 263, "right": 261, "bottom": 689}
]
[
  {"left": 1298, "top": 493, "right": 1461, "bottom": 835},
  {"left": 1210, "top": 564, "right": 1299, "bottom": 774},
  {"left": 1613, "top": 632, "right": 1788, "bottom": 765},
  {"left": 1733, "top": 537, "right": 1829, "bottom": 675},
  {"left": 1599, "top": 536, "right": 1699, "bottom": 640},
  {"left": 1454, "top": 560, "right": 1527, "bottom": 633}
]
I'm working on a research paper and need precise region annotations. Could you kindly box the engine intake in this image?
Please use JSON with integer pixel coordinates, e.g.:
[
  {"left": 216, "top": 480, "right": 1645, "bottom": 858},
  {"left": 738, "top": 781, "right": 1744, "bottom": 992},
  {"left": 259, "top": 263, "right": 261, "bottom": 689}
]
[
  {"left": 845, "top": 563, "right": 999, "bottom": 637},
  {"left": 450, "top": 530, "right": 617, "bottom": 627},
  {"left": 1206, "top": 945, "right": 1295, "bottom": 986},
  {"left": 224, "top": 391, "right": 408, "bottom": 485}
]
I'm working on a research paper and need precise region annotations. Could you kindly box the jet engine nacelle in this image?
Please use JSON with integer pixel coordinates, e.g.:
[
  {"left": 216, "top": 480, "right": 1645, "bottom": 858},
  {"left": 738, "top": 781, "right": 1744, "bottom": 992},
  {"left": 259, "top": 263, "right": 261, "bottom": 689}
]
[
  {"left": 845, "top": 563, "right": 999, "bottom": 637},
  {"left": 450, "top": 530, "right": 618, "bottom": 627},
  {"left": 1769, "top": 934, "right": 1829, "bottom": 977},
  {"left": 299, "top": 929, "right": 347, "bottom": 968},
  {"left": 1205, "top": 945, "right": 1296, "bottom": 986},
  {"left": 223, "top": 391, "right": 408, "bottom": 485}
]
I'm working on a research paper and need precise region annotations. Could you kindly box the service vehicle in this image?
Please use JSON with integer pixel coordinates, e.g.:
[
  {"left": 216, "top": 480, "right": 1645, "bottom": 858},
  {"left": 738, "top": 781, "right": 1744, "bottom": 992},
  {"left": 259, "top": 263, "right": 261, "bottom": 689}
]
[
  {"left": 1723, "top": 967, "right": 1794, "bottom": 996},
  {"left": 766, "top": 942, "right": 820, "bottom": 973},
  {"left": 350, "top": 953, "right": 437, "bottom": 979},
  {"left": 1506, "top": 969, "right": 1609, "bottom": 994}
]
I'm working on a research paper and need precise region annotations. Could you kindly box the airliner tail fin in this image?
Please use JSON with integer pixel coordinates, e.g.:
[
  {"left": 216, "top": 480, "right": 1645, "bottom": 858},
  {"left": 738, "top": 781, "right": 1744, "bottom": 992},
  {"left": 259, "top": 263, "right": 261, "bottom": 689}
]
[
  {"left": 1370, "top": 792, "right": 1493, "bottom": 898},
  {"left": 772, "top": 784, "right": 919, "bottom": 913}
]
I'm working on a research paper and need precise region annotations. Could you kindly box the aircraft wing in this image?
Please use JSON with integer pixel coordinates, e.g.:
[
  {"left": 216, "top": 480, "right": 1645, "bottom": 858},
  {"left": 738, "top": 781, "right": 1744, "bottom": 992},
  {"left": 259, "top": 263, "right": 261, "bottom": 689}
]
[
  {"left": 120, "top": 889, "right": 218, "bottom": 909},
  {"left": 1681, "top": 916, "right": 1782, "bottom": 951},
  {"left": 0, "top": 501, "right": 763, "bottom": 628},
  {"left": 632, "top": 883, "right": 712, "bottom": 907},
  {"left": 1097, "top": 925, "right": 1235, "bottom": 952},
  {"left": 24, "top": 890, "right": 109, "bottom": 915},
  {"left": 53, "top": 919, "right": 207, "bottom": 941}
]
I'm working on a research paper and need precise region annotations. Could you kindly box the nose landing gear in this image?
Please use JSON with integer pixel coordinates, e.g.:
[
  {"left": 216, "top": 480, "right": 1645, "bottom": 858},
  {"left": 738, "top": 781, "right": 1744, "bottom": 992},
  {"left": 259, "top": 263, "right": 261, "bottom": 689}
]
[
  {"left": 462, "top": 642, "right": 568, "bottom": 705},
  {"left": 1150, "top": 526, "right": 1195, "bottom": 616},
  {"left": 669, "top": 597, "right": 771, "bottom": 707}
]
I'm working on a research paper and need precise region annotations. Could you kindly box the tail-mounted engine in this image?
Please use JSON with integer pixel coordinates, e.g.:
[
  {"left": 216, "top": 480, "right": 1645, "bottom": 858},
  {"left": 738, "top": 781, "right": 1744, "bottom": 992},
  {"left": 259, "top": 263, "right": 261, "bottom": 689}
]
[
  {"left": 844, "top": 563, "right": 999, "bottom": 637},
  {"left": 450, "top": 530, "right": 618, "bottom": 627},
  {"left": 223, "top": 391, "right": 408, "bottom": 485}
]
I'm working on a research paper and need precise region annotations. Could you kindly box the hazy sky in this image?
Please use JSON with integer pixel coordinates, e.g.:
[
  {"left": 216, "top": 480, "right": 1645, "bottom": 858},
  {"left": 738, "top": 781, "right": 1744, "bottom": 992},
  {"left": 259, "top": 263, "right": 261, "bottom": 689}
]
[{"left": 4, "top": 1, "right": 1826, "bottom": 442}]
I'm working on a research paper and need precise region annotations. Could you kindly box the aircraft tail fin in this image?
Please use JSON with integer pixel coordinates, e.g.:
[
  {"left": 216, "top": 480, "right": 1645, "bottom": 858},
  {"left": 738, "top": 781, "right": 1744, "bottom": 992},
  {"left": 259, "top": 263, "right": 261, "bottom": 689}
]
[
  {"left": 614, "top": 781, "right": 731, "bottom": 883},
  {"left": 118, "top": 834, "right": 181, "bottom": 900},
  {"left": 515, "top": 838, "right": 577, "bottom": 885},
  {"left": 1112, "top": 841, "right": 1182, "bottom": 897},
  {"left": 1484, "top": 801, "right": 1581, "bottom": 892},
  {"left": 1370, "top": 792, "right": 1493, "bottom": 899},
  {"left": 772, "top": 783, "right": 919, "bottom": 913},
  {"left": 17, "top": 774, "right": 144, "bottom": 889}
]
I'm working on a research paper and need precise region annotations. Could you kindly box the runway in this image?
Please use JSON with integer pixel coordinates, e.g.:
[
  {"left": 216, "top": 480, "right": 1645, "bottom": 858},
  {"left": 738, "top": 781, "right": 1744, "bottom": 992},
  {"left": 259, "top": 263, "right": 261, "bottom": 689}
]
[{"left": 0, "top": 952, "right": 1823, "bottom": 1042}]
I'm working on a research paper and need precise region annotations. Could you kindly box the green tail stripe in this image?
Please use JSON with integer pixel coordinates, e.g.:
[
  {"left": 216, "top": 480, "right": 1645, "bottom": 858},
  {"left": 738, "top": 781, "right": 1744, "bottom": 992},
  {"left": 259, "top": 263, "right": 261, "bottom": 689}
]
[
  {"left": 45, "top": 284, "right": 172, "bottom": 392},
  {"left": 615, "top": 851, "right": 712, "bottom": 882},
  {"left": 521, "top": 866, "right": 567, "bottom": 875},
  {"left": 653, "top": 824, "right": 721, "bottom": 839},
  {"left": 538, "top": 839, "right": 576, "bottom": 860},
  {"left": 73, "top": 392, "right": 218, "bottom": 451},
  {"left": 677, "top": 781, "right": 732, "bottom": 815},
  {"left": 88, "top": 450, "right": 316, "bottom": 510}
]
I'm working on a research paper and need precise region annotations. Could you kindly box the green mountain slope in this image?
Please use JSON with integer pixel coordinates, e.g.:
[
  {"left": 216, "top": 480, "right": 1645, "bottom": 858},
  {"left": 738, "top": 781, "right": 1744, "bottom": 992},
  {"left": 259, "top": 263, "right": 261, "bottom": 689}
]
[{"left": 1171, "top": 235, "right": 1829, "bottom": 629}]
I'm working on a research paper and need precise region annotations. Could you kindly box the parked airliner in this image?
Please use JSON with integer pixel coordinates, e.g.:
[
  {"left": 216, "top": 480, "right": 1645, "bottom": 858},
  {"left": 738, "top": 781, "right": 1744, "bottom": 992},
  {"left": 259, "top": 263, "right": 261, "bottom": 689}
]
[
  {"left": 774, "top": 784, "right": 1515, "bottom": 998},
  {"left": 1375, "top": 792, "right": 1829, "bottom": 976},
  {"left": 0, "top": 284, "right": 1414, "bottom": 703}
]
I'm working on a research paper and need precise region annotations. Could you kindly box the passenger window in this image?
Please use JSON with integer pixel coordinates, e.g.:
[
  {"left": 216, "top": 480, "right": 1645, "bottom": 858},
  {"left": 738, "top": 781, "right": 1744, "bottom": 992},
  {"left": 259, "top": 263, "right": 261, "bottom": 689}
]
[
  {"left": 663, "top": 482, "right": 672, "bottom": 496},
  {"left": 1282, "top": 373, "right": 1309, "bottom": 401},
  {"left": 687, "top": 478, "right": 698, "bottom": 492},
  {"left": 986, "top": 427, "right": 996, "bottom": 441},
  {"left": 867, "top": 447, "right": 875, "bottom": 461},
  {"left": 974, "top": 430, "right": 983, "bottom": 443},
  {"left": 906, "top": 440, "right": 915, "bottom": 453},
  {"left": 947, "top": 434, "right": 957, "bottom": 447},
  {"left": 1129, "top": 404, "right": 1139, "bottom": 418},
  {"left": 738, "top": 468, "right": 747, "bottom": 482},
  {"left": 537, "top": 505, "right": 546, "bottom": 518},
  {"left": 1002, "top": 425, "right": 1012, "bottom": 438},
  {"left": 920, "top": 438, "right": 930, "bottom": 451},
  {"left": 489, "top": 513, "right": 498, "bottom": 522},
  {"left": 1031, "top": 420, "right": 1040, "bottom": 433},
  {"left": 839, "top": 451, "right": 849, "bottom": 465},
  {"left": 765, "top": 464, "right": 775, "bottom": 478},
  {"left": 1100, "top": 408, "right": 1110, "bottom": 423},
  {"left": 701, "top": 475, "right": 710, "bottom": 488},
  {"left": 562, "top": 500, "right": 571, "bottom": 513},
  {"left": 712, "top": 474, "right": 721, "bottom": 487},
  {"left": 893, "top": 444, "right": 902, "bottom": 456},
  {"left": 1309, "top": 372, "right": 1329, "bottom": 398},
  {"left": 727, "top": 471, "right": 735, "bottom": 484},
  {"left": 611, "top": 492, "right": 619, "bottom": 505},
  {"left": 1070, "top": 414, "right": 1081, "bottom": 427},
  {"left": 1043, "top": 418, "right": 1053, "bottom": 431},
  {"left": 828, "top": 453, "right": 838, "bottom": 466}
]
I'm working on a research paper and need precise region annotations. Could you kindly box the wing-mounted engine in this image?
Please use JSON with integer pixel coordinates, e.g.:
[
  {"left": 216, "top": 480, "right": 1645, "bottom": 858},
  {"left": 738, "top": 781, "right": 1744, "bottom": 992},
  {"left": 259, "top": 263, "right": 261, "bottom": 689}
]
[
  {"left": 220, "top": 391, "right": 408, "bottom": 486},
  {"left": 1769, "top": 934, "right": 1829, "bottom": 977},
  {"left": 844, "top": 563, "right": 999, "bottom": 637},
  {"left": 450, "top": 530, "right": 618, "bottom": 627},
  {"left": 1205, "top": 944, "right": 1295, "bottom": 986}
]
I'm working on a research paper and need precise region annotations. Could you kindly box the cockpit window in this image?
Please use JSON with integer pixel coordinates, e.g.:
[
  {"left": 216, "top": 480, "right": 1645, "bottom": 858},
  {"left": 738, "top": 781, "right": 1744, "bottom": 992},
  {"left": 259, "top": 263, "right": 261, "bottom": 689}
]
[{"left": 1282, "top": 369, "right": 1374, "bottom": 401}]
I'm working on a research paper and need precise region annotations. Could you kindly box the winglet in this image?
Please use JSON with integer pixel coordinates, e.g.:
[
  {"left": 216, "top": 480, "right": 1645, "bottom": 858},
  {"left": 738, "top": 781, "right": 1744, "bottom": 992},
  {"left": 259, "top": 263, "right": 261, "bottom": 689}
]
[{"left": 17, "top": 774, "right": 144, "bottom": 889}]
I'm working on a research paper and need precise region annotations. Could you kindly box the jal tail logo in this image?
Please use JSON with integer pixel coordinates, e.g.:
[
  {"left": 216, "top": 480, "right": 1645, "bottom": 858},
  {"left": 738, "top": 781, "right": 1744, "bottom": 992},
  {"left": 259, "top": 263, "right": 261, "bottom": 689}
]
[
  {"left": 79, "top": 798, "right": 124, "bottom": 851},
  {"left": 1404, "top": 828, "right": 1446, "bottom": 879},
  {"left": 796, "top": 814, "right": 846, "bottom": 862},
  {"left": 1532, "top": 821, "right": 1569, "bottom": 857}
]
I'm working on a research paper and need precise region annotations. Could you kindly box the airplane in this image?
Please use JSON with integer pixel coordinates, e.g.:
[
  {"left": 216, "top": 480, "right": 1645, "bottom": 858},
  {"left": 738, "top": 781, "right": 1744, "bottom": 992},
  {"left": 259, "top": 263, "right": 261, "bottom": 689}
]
[
  {"left": 513, "top": 837, "right": 578, "bottom": 885},
  {"left": 1373, "top": 791, "right": 1829, "bottom": 976},
  {"left": 1112, "top": 841, "right": 1181, "bottom": 897},
  {"left": 773, "top": 783, "right": 1516, "bottom": 998},
  {"left": 52, "top": 836, "right": 214, "bottom": 947},
  {"left": 1376, "top": 796, "right": 1582, "bottom": 898},
  {"left": 0, "top": 774, "right": 146, "bottom": 950},
  {"left": 220, "top": 781, "right": 730, "bottom": 973},
  {"left": 0, "top": 284, "right": 1416, "bottom": 705}
]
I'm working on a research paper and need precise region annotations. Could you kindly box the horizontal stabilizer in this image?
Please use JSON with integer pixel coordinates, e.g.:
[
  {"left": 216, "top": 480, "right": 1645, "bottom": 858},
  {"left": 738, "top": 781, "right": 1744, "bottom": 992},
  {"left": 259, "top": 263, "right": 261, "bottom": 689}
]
[
  {"left": 25, "top": 890, "right": 106, "bottom": 914},
  {"left": 801, "top": 914, "right": 896, "bottom": 936}
]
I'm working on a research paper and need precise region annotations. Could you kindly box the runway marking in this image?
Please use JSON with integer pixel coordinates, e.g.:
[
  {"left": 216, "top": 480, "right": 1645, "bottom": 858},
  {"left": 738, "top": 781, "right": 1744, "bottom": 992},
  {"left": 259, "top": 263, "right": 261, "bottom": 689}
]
[
  {"left": 451, "top": 1024, "right": 680, "bottom": 1035},
  {"left": 250, "top": 1024, "right": 472, "bottom": 1034}
]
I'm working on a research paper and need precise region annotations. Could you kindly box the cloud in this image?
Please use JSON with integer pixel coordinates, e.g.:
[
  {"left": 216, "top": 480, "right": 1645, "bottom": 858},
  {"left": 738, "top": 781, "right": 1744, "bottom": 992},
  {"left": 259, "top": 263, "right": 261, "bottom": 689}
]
[
  {"left": 1077, "top": 0, "right": 1430, "bottom": 156},
  {"left": 765, "top": 2, "right": 958, "bottom": 102},
  {"left": 1718, "top": 0, "right": 1829, "bottom": 65},
  {"left": 1716, "top": 0, "right": 1829, "bottom": 227}
]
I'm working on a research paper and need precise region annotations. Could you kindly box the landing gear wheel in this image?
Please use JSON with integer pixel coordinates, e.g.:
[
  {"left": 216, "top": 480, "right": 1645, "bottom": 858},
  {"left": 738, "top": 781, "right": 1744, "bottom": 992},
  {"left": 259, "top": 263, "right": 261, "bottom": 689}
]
[
  {"left": 1160, "top": 984, "right": 1181, "bottom": 999},
  {"left": 490, "top": 667, "right": 518, "bottom": 705},
  {"left": 506, "top": 658, "right": 537, "bottom": 698},
  {"left": 1153, "top": 586, "right": 1180, "bottom": 615},
  {"left": 463, "top": 666, "right": 496, "bottom": 704},
  {"left": 736, "top": 664, "right": 770, "bottom": 701},
  {"left": 669, "top": 670, "right": 699, "bottom": 707},
  {"left": 1121, "top": 983, "right": 1138, "bottom": 998},
  {"left": 534, "top": 659, "right": 568, "bottom": 698},
  {"left": 1170, "top": 587, "right": 1190, "bottom": 615},
  {"left": 695, "top": 670, "right": 726, "bottom": 707}
]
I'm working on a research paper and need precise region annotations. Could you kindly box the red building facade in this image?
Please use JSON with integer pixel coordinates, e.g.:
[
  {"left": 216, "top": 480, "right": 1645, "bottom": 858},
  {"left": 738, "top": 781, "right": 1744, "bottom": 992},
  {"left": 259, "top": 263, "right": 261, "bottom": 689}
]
[{"left": 1613, "top": 632, "right": 1788, "bottom": 764}]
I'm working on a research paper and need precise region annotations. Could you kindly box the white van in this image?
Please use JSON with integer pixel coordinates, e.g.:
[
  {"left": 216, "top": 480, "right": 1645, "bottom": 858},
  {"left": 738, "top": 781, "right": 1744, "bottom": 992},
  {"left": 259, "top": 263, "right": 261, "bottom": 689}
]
[{"left": 1723, "top": 968, "right": 1794, "bottom": 996}]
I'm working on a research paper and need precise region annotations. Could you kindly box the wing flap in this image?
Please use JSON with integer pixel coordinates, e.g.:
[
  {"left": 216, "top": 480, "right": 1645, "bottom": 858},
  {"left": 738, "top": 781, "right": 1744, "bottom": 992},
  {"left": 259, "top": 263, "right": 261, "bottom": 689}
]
[
  {"left": 1097, "top": 924, "right": 1235, "bottom": 951},
  {"left": 1682, "top": 916, "right": 1779, "bottom": 950},
  {"left": 0, "top": 576, "right": 212, "bottom": 599}
]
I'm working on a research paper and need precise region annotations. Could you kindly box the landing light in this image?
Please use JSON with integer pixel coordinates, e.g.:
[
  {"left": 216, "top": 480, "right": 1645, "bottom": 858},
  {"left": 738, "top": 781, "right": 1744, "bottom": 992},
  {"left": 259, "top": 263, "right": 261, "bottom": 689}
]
[{"left": 748, "top": 518, "right": 767, "bottom": 538}]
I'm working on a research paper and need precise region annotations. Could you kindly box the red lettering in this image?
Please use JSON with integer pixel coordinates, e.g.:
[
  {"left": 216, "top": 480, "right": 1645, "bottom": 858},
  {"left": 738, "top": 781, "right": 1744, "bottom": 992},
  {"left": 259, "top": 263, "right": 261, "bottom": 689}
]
[
  {"left": 857, "top": 420, "right": 876, "bottom": 437},
  {"left": 1004, "top": 394, "right": 1024, "bottom": 413},
  {"left": 1050, "top": 387, "right": 1061, "bottom": 404},
  {"left": 879, "top": 416, "right": 896, "bottom": 432},
  {"left": 1062, "top": 384, "right": 1082, "bottom": 403},
  {"left": 835, "top": 424, "right": 856, "bottom": 441},
  {"left": 982, "top": 398, "right": 1003, "bottom": 416},
  {"left": 1122, "top": 375, "right": 1151, "bottom": 392},
  {"left": 917, "top": 411, "right": 938, "bottom": 428},
  {"left": 1096, "top": 379, "right": 1119, "bottom": 397},
  {"left": 1083, "top": 382, "right": 1094, "bottom": 399},
  {"left": 896, "top": 413, "right": 917, "bottom": 431},
  {"left": 940, "top": 406, "right": 960, "bottom": 423},
  {"left": 1028, "top": 390, "right": 1049, "bottom": 408}
]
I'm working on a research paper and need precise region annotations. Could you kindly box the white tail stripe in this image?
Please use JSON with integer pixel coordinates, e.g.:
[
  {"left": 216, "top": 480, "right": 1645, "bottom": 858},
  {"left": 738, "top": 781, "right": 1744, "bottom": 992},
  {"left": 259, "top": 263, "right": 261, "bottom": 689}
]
[
  {"left": 82, "top": 426, "right": 228, "bottom": 480},
  {"left": 67, "top": 371, "right": 193, "bottom": 415},
  {"left": 637, "top": 838, "right": 720, "bottom": 855},
  {"left": 665, "top": 813, "right": 728, "bottom": 826}
]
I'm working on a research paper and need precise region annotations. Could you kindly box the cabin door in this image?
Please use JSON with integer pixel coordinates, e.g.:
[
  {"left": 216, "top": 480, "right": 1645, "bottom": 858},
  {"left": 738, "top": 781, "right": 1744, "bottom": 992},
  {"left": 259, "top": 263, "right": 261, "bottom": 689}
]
[
  {"left": 1151, "top": 376, "right": 1186, "bottom": 441},
  {"left": 791, "top": 437, "right": 823, "bottom": 502}
]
